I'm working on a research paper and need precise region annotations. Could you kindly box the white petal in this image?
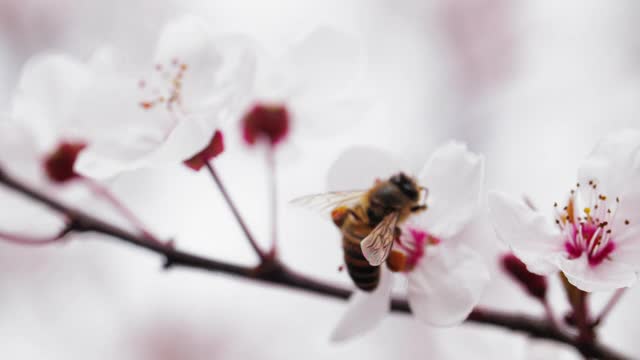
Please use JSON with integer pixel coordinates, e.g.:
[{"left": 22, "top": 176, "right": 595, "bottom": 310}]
[
  {"left": 291, "top": 96, "right": 370, "bottom": 140},
  {"left": 153, "top": 16, "right": 256, "bottom": 120},
  {"left": 407, "top": 245, "right": 489, "bottom": 326},
  {"left": 326, "top": 146, "right": 405, "bottom": 191},
  {"left": 11, "top": 53, "right": 90, "bottom": 148},
  {"left": 488, "top": 191, "right": 563, "bottom": 275},
  {"left": 611, "top": 191, "right": 640, "bottom": 236},
  {"left": 557, "top": 255, "right": 636, "bottom": 292},
  {"left": 285, "top": 27, "right": 363, "bottom": 99},
  {"left": 415, "top": 141, "right": 484, "bottom": 238},
  {"left": 578, "top": 129, "right": 640, "bottom": 200},
  {"left": 154, "top": 16, "right": 222, "bottom": 114},
  {"left": 330, "top": 268, "right": 393, "bottom": 342},
  {"left": 0, "top": 121, "right": 41, "bottom": 177},
  {"left": 72, "top": 75, "right": 178, "bottom": 179},
  {"left": 609, "top": 224, "right": 640, "bottom": 269}
]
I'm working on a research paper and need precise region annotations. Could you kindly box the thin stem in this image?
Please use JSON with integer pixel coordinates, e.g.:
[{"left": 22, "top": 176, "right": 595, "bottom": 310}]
[
  {"left": 204, "top": 162, "right": 266, "bottom": 261},
  {"left": 0, "top": 225, "right": 72, "bottom": 246},
  {"left": 543, "top": 298, "right": 559, "bottom": 330},
  {"left": 267, "top": 148, "right": 277, "bottom": 255},
  {"left": 83, "top": 178, "right": 165, "bottom": 246},
  {"left": 594, "top": 288, "right": 626, "bottom": 326},
  {"left": 0, "top": 167, "right": 630, "bottom": 360}
]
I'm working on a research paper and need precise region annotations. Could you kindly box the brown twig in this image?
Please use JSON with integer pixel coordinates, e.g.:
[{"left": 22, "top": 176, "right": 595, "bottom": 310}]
[{"left": 0, "top": 167, "right": 630, "bottom": 360}]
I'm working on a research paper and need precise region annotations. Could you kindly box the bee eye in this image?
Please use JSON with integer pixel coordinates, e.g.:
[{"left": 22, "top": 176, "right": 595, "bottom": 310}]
[
  {"left": 390, "top": 173, "right": 418, "bottom": 200},
  {"left": 401, "top": 183, "right": 418, "bottom": 200}
]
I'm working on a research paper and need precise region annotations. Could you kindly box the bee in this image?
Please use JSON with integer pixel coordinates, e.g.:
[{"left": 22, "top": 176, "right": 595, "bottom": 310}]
[{"left": 291, "top": 172, "right": 428, "bottom": 292}]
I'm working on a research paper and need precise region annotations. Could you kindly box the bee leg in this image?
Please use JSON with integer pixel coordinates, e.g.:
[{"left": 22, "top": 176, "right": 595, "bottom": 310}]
[
  {"left": 331, "top": 206, "right": 362, "bottom": 227},
  {"left": 386, "top": 249, "right": 407, "bottom": 272},
  {"left": 410, "top": 204, "right": 427, "bottom": 212}
]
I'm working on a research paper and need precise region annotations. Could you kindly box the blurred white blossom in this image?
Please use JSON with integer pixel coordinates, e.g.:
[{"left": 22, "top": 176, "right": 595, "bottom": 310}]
[
  {"left": 10, "top": 15, "right": 256, "bottom": 180},
  {"left": 242, "top": 27, "right": 366, "bottom": 141}
]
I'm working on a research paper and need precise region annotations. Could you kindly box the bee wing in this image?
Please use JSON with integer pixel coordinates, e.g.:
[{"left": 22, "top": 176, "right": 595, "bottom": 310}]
[
  {"left": 290, "top": 191, "right": 366, "bottom": 215},
  {"left": 360, "top": 212, "right": 399, "bottom": 266}
]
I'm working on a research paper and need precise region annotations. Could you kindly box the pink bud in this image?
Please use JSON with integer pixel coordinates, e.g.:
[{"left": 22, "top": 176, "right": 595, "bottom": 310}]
[
  {"left": 242, "top": 103, "right": 289, "bottom": 147},
  {"left": 184, "top": 130, "right": 224, "bottom": 171},
  {"left": 43, "top": 141, "right": 86, "bottom": 183},
  {"left": 501, "top": 253, "right": 547, "bottom": 301}
]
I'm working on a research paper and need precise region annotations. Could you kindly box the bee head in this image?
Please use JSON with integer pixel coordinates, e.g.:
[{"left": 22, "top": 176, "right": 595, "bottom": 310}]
[{"left": 390, "top": 172, "right": 419, "bottom": 201}]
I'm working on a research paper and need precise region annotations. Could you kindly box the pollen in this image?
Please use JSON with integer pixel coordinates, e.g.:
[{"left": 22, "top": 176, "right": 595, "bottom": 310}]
[{"left": 138, "top": 58, "right": 189, "bottom": 113}]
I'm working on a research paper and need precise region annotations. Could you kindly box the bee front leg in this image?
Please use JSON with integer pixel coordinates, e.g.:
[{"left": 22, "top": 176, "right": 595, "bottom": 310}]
[{"left": 410, "top": 204, "right": 427, "bottom": 212}]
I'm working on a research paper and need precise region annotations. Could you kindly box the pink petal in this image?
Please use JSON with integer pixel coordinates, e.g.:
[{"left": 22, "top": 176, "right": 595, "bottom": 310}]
[
  {"left": 488, "top": 191, "right": 563, "bottom": 275},
  {"left": 557, "top": 255, "right": 636, "bottom": 292}
]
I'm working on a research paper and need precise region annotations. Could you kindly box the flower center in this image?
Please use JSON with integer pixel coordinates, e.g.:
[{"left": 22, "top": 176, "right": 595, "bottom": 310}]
[
  {"left": 395, "top": 227, "right": 440, "bottom": 271},
  {"left": 138, "top": 58, "right": 188, "bottom": 114},
  {"left": 554, "top": 180, "right": 629, "bottom": 266}
]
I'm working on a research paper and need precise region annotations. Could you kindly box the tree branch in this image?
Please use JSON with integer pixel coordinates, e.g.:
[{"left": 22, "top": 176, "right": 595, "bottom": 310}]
[{"left": 0, "top": 167, "right": 630, "bottom": 360}]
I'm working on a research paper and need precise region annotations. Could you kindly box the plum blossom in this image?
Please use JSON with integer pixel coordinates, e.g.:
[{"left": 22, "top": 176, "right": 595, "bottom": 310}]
[
  {"left": 240, "top": 27, "right": 365, "bottom": 144},
  {"left": 328, "top": 142, "right": 489, "bottom": 341},
  {"left": 489, "top": 129, "right": 640, "bottom": 292},
  {"left": 11, "top": 15, "right": 255, "bottom": 179},
  {"left": 0, "top": 118, "right": 88, "bottom": 237}
]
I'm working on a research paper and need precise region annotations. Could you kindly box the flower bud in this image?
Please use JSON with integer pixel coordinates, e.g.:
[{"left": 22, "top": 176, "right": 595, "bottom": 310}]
[
  {"left": 501, "top": 253, "right": 547, "bottom": 301},
  {"left": 184, "top": 130, "right": 224, "bottom": 171},
  {"left": 242, "top": 103, "right": 289, "bottom": 147},
  {"left": 43, "top": 142, "right": 86, "bottom": 183}
]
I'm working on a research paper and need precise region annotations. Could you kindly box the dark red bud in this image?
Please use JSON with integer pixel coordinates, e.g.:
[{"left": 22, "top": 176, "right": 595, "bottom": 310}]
[
  {"left": 242, "top": 103, "right": 289, "bottom": 147},
  {"left": 501, "top": 253, "right": 547, "bottom": 301},
  {"left": 184, "top": 130, "right": 224, "bottom": 171},
  {"left": 43, "top": 141, "right": 86, "bottom": 183}
]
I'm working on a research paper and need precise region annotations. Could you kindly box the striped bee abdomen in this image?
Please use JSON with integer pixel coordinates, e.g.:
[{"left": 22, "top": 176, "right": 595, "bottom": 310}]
[{"left": 342, "top": 231, "right": 380, "bottom": 292}]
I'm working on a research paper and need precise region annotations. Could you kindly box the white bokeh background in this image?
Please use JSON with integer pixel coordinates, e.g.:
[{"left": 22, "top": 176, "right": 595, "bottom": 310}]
[{"left": 1, "top": 0, "right": 639, "bottom": 359}]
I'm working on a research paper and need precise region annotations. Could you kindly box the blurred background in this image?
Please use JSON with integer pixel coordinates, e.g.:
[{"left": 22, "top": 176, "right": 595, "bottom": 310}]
[{"left": 1, "top": 0, "right": 640, "bottom": 359}]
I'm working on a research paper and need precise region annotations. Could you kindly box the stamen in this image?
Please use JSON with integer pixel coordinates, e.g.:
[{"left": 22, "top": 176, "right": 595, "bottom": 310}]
[
  {"left": 555, "top": 178, "right": 628, "bottom": 267},
  {"left": 138, "top": 58, "right": 189, "bottom": 114}
]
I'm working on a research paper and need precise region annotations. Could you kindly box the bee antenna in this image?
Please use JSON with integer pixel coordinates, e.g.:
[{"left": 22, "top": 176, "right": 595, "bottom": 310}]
[{"left": 419, "top": 187, "right": 429, "bottom": 205}]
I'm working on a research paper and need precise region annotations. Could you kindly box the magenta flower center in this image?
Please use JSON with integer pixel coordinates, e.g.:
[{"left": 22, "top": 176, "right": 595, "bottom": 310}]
[
  {"left": 395, "top": 227, "right": 441, "bottom": 271},
  {"left": 554, "top": 180, "right": 629, "bottom": 267}
]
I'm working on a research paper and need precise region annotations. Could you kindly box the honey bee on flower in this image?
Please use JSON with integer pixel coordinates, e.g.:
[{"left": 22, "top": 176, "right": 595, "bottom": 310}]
[{"left": 294, "top": 142, "right": 489, "bottom": 341}]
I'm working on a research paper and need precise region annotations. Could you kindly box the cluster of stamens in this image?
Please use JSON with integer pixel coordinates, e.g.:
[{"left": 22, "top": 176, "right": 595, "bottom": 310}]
[
  {"left": 394, "top": 227, "right": 440, "bottom": 272},
  {"left": 138, "top": 58, "right": 188, "bottom": 113},
  {"left": 553, "top": 180, "right": 629, "bottom": 266}
]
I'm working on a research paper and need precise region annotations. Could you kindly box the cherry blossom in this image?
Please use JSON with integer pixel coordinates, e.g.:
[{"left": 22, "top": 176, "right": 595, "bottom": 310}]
[
  {"left": 241, "top": 27, "right": 365, "bottom": 143},
  {"left": 0, "top": 119, "right": 87, "bottom": 237},
  {"left": 10, "top": 15, "right": 255, "bottom": 179},
  {"left": 489, "top": 129, "right": 640, "bottom": 292},
  {"left": 328, "top": 142, "right": 489, "bottom": 341}
]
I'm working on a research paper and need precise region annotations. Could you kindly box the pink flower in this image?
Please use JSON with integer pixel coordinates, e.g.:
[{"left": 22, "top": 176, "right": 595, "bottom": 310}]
[
  {"left": 241, "top": 103, "right": 289, "bottom": 146},
  {"left": 489, "top": 129, "right": 640, "bottom": 292}
]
